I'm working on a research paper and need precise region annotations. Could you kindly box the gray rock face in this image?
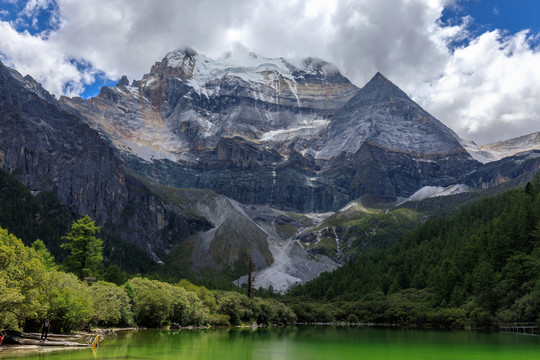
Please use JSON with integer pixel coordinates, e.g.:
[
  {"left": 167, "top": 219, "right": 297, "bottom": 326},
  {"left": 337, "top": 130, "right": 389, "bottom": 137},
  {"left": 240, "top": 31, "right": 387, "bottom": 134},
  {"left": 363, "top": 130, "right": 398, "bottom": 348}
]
[
  {"left": 0, "top": 61, "right": 209, "bottom": 261},
  {"left": 463, "top": 131, "right": 540, "bottom": 163},
  {"left": 318, "top": 73, "right": 469, "bottom": 157},
  {"left": 60, "top": 50, "right": 483, "bottom": 211},
  {"left": 463, "top": 150, "right": 540, "bottom": 189}
]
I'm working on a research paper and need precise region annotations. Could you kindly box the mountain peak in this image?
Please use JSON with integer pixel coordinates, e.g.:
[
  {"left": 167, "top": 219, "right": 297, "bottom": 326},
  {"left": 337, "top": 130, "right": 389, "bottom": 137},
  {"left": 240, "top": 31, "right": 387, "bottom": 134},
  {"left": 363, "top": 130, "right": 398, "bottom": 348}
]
[
  {"left": 145, "top": 47, "right": 354, "bottom": 93},
  {"left": 115, "top": 75, "right": 130, "bottom": 87},
  {"left": 170, "top": 46, "right": 198, "bottom": 58},
  {"left": 320, "top": 70, "right": 467, "bottom": 158},
  {"left": 359, "top": 72, "right": 410, "bottom": 101}
]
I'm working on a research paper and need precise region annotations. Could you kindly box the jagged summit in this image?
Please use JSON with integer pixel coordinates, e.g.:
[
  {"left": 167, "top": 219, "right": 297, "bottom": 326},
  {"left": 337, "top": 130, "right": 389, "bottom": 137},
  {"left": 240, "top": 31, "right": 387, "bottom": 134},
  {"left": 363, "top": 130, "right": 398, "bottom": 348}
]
[
  {"left": 345, "top": 72, "right": 411, "bottom": 107},
  {"left": 60, "top": 48, "right": 479, "bottom": 211},
  {"left": 172, "top": 46, "right": 198, "bottom": 57},
  {"left": 115, "top": 75, "right": 130, "bottom": 87},
  {"left": 145, "top": 47, "right": 352, "bottom": 91},
  {"left": 363, "top": 72, "right": 409, "bottom": 96},
  {"left": 318, "top": 71, "right": 468, "bottom": 157},
  {"left": 0, "top": 61, "right": 57, "bottom": 103}
]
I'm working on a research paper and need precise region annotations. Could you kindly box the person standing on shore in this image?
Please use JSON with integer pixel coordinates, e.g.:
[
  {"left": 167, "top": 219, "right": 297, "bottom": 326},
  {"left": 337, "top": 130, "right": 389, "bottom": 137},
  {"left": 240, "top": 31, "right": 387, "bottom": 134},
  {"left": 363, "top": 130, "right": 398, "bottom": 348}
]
[{"left": 41, "top": 317, "right": 51, "bottom": 341}]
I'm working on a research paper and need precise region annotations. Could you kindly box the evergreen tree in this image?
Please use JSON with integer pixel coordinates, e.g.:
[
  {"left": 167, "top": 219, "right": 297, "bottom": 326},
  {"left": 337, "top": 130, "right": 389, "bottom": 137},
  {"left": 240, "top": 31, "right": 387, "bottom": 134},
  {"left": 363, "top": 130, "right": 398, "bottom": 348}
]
[
  {"left": 32, "top": 239, "right": 56, "bottom": 270},
  {"left": 61, "top": 216, "right": 103, "bottom": 280},
  {"left": 104, "top": 264, "right": 128, "bottom": 285}
]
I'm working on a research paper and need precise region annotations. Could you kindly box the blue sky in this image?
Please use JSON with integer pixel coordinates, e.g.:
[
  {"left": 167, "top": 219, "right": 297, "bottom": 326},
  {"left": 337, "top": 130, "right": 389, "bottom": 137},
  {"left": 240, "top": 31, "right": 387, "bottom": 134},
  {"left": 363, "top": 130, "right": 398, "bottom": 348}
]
[
  {"left": 0, "top": 0, "right": 58, "bottom": 35},
  {"left": 443, "top": 0, "right": 540, "bottom": 36},
  {"left": 0, "top": 0, "right": 539, "bottom": 143}
]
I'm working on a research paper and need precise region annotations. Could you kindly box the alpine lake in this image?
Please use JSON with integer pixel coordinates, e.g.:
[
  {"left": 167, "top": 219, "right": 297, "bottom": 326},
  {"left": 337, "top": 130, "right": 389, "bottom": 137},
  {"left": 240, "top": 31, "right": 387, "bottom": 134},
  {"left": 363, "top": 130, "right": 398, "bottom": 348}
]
[{"left": 2, "top": 326, "right": 539, "bottom": 360}]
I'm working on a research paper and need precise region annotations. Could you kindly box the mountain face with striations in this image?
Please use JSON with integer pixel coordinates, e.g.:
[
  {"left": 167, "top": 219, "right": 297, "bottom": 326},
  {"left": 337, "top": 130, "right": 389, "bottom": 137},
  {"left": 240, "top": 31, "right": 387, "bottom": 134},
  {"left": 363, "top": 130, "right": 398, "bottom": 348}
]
[
  {"left": 0, "top": 62, "right": 212, "bottom": 266},
  {"left": 2, "top": 47, "right": 539, "bottom": 291},
  {"left": 61, "top": 47, "right": 479, "bottom": 210},
  {"left": 0, "top": 57, "right": 337, "bottom": 285}
]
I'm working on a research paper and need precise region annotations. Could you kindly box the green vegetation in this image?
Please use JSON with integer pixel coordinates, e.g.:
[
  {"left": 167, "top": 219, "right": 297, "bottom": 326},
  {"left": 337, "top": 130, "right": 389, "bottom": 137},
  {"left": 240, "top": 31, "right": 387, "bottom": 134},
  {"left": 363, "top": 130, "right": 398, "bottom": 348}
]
[
  {"left": 2, "top": 163, "right": 540, "bottom": 332},
  {"left": 289, "top": 174, "right": 540, "bottom": 327},
  {"left": 0, "top": 227, "right": 47, "bottom": 330},
  {"left": 61, "top": 216, "right": 103, "bottom": 280},
  {"left": 0, "top": 168, "right": 72, "bottom": 261},
  {"left": 0, "top": 223, "right": 296, "bottom": 333},
  {"left": 342, "top": 208, "right": 424, "bottom": 256},
  {"left": 303, "top": 206, "right": 425, "bottom": 261}
]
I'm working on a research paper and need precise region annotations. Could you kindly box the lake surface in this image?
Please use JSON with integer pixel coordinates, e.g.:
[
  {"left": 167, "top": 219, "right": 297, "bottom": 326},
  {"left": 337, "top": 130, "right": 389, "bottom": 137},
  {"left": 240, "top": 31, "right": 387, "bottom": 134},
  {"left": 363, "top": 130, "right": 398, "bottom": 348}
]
[{"left": 3, "top": 326, "right": 540, "bottom": 360}]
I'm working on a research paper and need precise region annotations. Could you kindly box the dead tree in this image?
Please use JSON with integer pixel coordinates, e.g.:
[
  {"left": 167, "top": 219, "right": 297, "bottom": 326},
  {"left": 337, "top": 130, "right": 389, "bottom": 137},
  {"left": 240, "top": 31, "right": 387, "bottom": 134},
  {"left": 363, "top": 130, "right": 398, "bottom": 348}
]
[{"left": 247, "top": 258, "right": 256, "bottom": 298}]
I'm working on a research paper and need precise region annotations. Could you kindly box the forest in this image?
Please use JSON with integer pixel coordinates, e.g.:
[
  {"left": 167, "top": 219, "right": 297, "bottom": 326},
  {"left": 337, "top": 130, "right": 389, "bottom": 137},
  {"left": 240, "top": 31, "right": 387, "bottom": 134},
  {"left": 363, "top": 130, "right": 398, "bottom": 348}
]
[
  {"left": 1, "top": 169, "right": 540, "bottom": 332},
  {"left": 289, "top": 174, "right": 540, "bottom": 327}
]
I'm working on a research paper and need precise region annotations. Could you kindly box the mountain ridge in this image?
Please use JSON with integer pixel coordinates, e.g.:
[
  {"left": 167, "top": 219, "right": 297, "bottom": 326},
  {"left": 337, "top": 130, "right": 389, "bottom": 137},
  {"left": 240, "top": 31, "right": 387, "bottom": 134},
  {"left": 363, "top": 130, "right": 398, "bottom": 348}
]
[
  {"left": 59, "top": 49, "right": 488, "bottom": 212},
  {"left": 1, "top": 48, "right": 540, "bottom": 291}
]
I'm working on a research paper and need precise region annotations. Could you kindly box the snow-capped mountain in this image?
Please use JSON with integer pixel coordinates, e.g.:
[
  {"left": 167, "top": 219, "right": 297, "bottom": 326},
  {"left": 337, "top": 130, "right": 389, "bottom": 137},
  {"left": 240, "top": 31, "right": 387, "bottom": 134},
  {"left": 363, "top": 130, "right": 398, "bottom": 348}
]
[
  {"left": 61, "top": 48, "right": 482, "bottom": 211},
  {"left": 63, "top": 47, "right": 357, "bottom": 164},
  {"left": 463, "top": 132, "right": 540, "bottom": 163},
  {"left": 2, "top": 47, "right": 539, "bottom": 291}
]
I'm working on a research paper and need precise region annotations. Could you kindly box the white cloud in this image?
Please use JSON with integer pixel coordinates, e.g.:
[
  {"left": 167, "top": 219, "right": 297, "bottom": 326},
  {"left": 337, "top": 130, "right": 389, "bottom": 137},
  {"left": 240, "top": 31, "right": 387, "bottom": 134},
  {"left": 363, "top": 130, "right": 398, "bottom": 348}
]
[
  {"left": 0, "top": 0, "right": 539, "bottom": 143},
  {"left": 416, "top": 30, "right": 540, "bottom": 144},
  {"left": 0, "top": 21, "right": 95, "bottom": 96},
  {"left": 49, "top": 0, "right": 251, "bottom": 78},
  {"left": 21, "top": 0, "right": 54, "bottom": 17}
]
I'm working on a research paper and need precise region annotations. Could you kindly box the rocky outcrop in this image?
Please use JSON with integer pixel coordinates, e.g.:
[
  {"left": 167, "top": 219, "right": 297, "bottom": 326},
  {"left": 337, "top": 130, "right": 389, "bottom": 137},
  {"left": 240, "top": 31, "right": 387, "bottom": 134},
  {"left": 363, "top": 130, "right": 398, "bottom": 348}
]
[
  {"left": 0, "top": 62, "right": 209, "bottom": 262},
  {"left": 60, "top": 51, "right": 486, "bottom": 211},
  {"left": 464, "top": 132, "right": 540, "bottom": 163},
  {"left": 0, "top": 63, "right": 127, "bottom": 226},
  {"left": 463, "top": 150, "right": 540, "bottom": 189}
]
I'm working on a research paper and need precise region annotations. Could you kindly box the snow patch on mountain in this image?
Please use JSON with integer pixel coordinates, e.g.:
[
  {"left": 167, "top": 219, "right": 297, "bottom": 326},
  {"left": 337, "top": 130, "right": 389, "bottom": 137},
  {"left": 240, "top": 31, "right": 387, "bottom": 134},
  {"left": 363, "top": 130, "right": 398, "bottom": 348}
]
[
  {"left": 162, "top": 48, "right": 343, "bottom": 101},
  {"left": 260, "top": 118, "right": 330, "bottom": 142},
  {"left": 462, "top": 132, "right": 540, "bottom": 163},
  {"left": 399, "top": 184, "right": 469, "bottom": 204},
  {"left": 165, "top": 49, "right": 296, "bottom": 95},
  {"left": 461, "top": 139, "right": 497, "bottom": 163}
]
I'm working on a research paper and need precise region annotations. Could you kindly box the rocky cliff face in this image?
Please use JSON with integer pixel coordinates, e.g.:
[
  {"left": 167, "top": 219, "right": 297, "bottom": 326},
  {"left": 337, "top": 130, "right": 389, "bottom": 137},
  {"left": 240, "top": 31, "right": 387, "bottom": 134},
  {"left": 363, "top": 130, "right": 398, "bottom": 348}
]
[
  {"left": 61, "top": 49, "right": 481, "bottom": 211},
  {"left": 0, "top": 61, "right": 209, "bottom": 262},
  {"left": 463, "top": 150, "right": 540, "bottom": 189}
]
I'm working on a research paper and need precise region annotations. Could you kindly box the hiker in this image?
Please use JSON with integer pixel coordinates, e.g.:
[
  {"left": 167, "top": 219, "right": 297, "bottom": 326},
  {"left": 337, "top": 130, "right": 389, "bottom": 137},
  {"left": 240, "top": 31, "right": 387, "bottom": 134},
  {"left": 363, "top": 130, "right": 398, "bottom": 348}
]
[
  {"left": 0, "top": 331, "right": 4, "bottom": 346},
  {"left": 41, "top": 317, "right": 51, "bottom": 341}
]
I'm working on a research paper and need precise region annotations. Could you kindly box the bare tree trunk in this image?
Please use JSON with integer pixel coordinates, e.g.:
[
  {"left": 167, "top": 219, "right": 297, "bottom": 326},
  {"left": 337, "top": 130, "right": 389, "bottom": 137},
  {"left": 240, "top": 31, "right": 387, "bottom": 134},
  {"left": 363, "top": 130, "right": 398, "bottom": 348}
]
[{"left": 247, "top": 258, "right": 255, "bottom": 298}]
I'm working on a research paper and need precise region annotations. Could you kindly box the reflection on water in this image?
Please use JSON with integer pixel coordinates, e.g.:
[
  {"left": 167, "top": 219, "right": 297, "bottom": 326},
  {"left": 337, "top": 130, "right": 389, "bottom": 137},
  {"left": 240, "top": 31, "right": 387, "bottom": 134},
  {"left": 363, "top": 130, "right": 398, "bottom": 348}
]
[{"left": 3, "top": 326, "right": 540, "bottom": 360}]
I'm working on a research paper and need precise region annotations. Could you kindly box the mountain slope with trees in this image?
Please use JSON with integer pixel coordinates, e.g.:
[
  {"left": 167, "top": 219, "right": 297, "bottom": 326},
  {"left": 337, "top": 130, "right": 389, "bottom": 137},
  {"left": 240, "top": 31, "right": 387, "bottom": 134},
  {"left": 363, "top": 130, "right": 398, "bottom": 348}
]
[{"left": 288, "top": 174, "right": 540, "bottom": 326}]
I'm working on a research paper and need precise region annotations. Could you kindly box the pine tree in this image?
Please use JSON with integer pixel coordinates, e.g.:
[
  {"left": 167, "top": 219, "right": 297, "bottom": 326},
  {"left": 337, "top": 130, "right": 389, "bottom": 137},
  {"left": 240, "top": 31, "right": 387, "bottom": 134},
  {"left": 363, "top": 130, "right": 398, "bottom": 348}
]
[
  {"left": 61, "top": 216, "right": 103, "bottom": 280},
  {"left": 31, "top": 239, "right": 56, "bottom": 270}
]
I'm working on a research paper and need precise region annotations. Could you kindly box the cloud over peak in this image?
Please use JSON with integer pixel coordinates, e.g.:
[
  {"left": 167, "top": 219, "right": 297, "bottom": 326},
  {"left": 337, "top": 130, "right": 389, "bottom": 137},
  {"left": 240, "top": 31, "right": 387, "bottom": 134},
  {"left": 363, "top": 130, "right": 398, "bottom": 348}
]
[{"left": 0, "top": 0, "right": 538, "bottom": 144}]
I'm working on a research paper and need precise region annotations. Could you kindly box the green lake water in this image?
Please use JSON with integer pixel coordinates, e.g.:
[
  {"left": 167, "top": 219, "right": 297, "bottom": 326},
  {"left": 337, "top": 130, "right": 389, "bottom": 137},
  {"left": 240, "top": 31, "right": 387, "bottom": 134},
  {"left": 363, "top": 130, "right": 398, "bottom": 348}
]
[{"left": 3, "top": 327, "right": 540, "bottom": 360}]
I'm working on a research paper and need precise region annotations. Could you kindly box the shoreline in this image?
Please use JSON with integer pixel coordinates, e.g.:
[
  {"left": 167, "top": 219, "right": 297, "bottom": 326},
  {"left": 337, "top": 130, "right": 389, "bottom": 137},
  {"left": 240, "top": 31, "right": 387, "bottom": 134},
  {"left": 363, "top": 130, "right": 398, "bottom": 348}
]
[{"left": 2, "top": 322, "right": 535, "bottom": 356}]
